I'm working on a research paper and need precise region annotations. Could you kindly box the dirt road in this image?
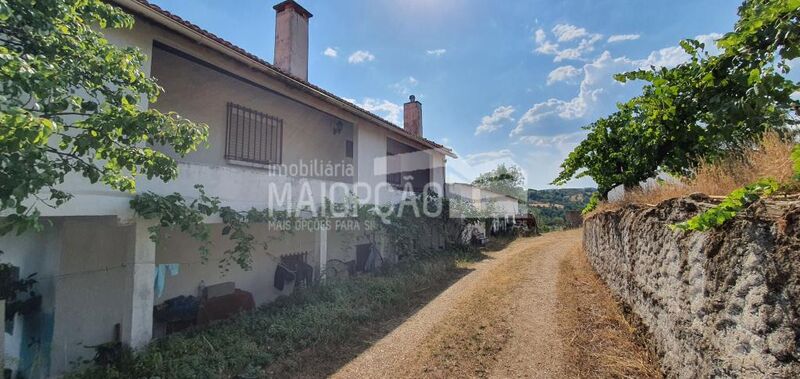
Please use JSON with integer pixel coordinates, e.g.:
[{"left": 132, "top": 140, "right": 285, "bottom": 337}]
[{"left": 334, "top": 229, "right": 582, "bottom": 378}]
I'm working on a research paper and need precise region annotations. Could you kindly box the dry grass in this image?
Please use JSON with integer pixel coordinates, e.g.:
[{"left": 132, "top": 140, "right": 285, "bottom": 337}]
[
  {"left": 558, "top": 247, "right": 662, "bottom": 378},
  {"left": 691, "top": 132, "right": 796, "bottom": 195},
  {"left": 593, "top": 133, "right": 798, "bottom": 214}
]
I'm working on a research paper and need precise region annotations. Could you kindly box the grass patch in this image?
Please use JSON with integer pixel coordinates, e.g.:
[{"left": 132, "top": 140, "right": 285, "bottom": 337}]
[
  {"left": 67, "top": 248, "right": 484, "bottom": 379},
  {"left": 558, "top": 247, "right": 662, "bottom": 378}
]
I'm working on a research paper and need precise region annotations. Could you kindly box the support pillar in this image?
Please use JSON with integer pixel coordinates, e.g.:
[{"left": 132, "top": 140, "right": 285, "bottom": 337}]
[
  {"left": 121, "top": 220, "right": 156, "bottom": 349},
  {"left": 1, "top": 300, "right": 4, "bottom": 371}
]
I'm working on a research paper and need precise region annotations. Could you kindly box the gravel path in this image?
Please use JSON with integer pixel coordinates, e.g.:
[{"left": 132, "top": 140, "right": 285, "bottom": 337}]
[
  {"left": 488, "top": 232, "right": 576, "bottom": 378},
  {"left": 333, "top": 229, "right": 582, "bottom": 378}
]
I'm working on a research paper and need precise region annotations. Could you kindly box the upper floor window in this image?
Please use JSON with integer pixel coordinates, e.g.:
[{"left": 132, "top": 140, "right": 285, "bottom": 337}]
[
  {"left": 345, "top": 140, "right": 354, "bottom": 159},
  {"left": 225, "top": 102, "right": 283, "bottom": 165},
  {"left": 386, "top": 138, "right": 431, "bottom": 193}
]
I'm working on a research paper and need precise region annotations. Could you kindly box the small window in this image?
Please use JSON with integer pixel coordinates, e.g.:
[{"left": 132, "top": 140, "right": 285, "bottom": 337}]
[
  {"left": 386, "top": 138, "right": 431, "bottom": 192},
  {"left": 345, "top": 140, "right": 354, "bottom": 158},
  {"left": 225, "top": 102, "right": 283, "bottom": 165},
  {"left": 386, "top": 152, "right": 401, "bottom": 187}
]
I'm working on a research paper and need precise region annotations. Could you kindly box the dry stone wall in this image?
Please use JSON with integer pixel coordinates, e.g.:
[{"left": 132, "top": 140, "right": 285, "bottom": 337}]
[{"left": 583, "top": 195, "right": 799, "bottom": 378}]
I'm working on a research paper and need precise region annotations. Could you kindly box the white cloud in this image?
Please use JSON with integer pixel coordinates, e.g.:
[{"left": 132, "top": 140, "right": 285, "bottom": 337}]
[
  {"left": 552, "top": 24, "right": 588, "bottom": 42},
  {"left": 391, "top": 76, "right": 419, "bottom": 95},
  {"left": 475, "top": 106, "right": 515, "bottom": 135},
  {"left": 512, "top": 51, "right": 638, "bottom": 136},
  {"left": 508, "top": 32, "right": 725, "bottom": 188},
  {"left": 426, "top": 49, "right": 447, "bottom": 57},
  {"left": 515, "top": 32, "right": 722, "bottom": 137},
  {"left": 348, "top": 50, "right": 375, "bottom": 64},
  {"left": 635, "top": 33, "right": 722, "bottom": 68},
  {"left": 344, "top": 97, "right": 401, "bottom": 124},
  {"left": 556, "top": 34, "right": 603, "bottom": 62},
  {"left": 547, "top": 65, "right": 581, "bottom": 85},
  {"left": 464, "top": 149, "right": 514, "bottom": 166},
  {"left": 607, "top": 34, "right": 640, "bottom": 43},
  {"left": 533, "top": 27, "right": 602, "bottom": 62},
  {"left": 518, "top": 131, "right": 587, "bottom": 147},
  {"left": 696, "top": 33, "right": 723, "bottom": 49},
  {"left": 323, "top": 47, "right": 338, "bottom": 58},
  {"left": 535, "top": 40, "right": 560, "bottom": 55},
  {"left": 535, "top": 29, "right": 547, "bottom": 44},
  {"left": 635, "top": 46, "right": 687, "bottom": 68}
]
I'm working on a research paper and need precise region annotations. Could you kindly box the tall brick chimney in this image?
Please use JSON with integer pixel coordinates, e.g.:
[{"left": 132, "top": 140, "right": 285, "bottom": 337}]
[
  {"left": 403, "top": 95, "right": 423, "bottom": 137},
  {"left": 273, "top": 0, "right": 312, "bottom": 80}
]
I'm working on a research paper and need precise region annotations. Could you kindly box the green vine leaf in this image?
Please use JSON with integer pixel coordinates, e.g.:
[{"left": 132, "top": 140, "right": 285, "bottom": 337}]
[{"left": 671, "top": 177, "right": 779, "bottom": 232}]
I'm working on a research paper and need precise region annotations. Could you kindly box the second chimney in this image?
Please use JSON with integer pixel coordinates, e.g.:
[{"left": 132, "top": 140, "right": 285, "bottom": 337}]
[
  {"left": 273, "top": 0, "right": 312, "bottom": 81},
  {"left": 403, "top": 95, "right": 423, "bottom": 137}
]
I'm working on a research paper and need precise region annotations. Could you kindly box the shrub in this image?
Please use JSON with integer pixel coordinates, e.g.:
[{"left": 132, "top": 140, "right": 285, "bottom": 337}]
[{"left": 588, "top": 132, "right": 799, "bottom": 216}]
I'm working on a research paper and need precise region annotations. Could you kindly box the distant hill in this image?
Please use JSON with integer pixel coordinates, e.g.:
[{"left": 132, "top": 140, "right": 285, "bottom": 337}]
[{"left": 527, "top": 188, "right": 596, "bottom": 231}]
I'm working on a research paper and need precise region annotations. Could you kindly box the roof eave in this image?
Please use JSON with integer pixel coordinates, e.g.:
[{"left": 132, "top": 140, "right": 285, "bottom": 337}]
[{"left": 110, "top": 0, "right": 456, "bottom": 158}]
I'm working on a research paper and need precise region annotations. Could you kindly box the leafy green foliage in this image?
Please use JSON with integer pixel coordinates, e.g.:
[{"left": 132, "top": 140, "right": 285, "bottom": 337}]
[
  {"left": 472, "top": 164, "right": 526, "bottom": 200},
  {"left": 582, "top": 192, "right": 600, "bottom": 215},
  {"left": 131, "top": 187, "right": 468, "bottom": 270},
  {"left": 129, "top": 185, "right": 220, "bottom": 260},
  {"left": 553, "top": 0, "right": 800, "bottom": 198},
  {"left": 792, "top": 144, "right": 800, "bottom": 179},
  {"left": 66, "top": 251, "right": 477, "bottom": 379},
  {"left": 329, "top": 189, "right": 482, "bottom": 261},
  {"left": 0, "top": 0, "right": 208, "bottom": 235},
  {"left": 672, "top": 178, "right": 779, "bottom": 231},
  {"left": 215, "top": 206, "right": 298, "bottom": 271},
  {"left": 527, "top": 187, "right": 595, "bottom": 205},
  {"left": 717, "top": 0, "right": 800, "bottom": 63},
  {"left": 130, "top": 186, "right": 302, "bottom": 271},
  {"left": 526, "top": 187, "right": 596, "bottom": 229}
]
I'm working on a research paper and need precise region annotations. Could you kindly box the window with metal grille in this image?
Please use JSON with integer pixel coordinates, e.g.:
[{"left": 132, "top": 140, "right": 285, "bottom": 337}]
[{"left": 225, "top": 102, "right": 283, "bottom": 165}]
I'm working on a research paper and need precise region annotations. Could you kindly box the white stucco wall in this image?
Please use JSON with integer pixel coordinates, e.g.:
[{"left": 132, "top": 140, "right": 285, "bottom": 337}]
[
  {"left": 0, "top": 221, "right": 61, "bottom": 377},
  {"left": 154, "top": 224, "right": 318, "bottom": 307},
  {"left": 102, "top": 16, "right": 154, "bottom": 77},
  {"left": 354, "top": 123, "right": 444, "bottom": 206},
  {"left": 356, "top": 123, "right": 399, "bottom": 205},
  {"left": 150, "top": 45, "right": 355, "bottom": 183},
  {"left": 50, "top": 217, "right": 134, "bottom": 373},
  {"left": 447, "top": 183, "right": 519, "bottom": 217},
  {"left": 431, "top": 153, "right": 446, "bottom": 190}
]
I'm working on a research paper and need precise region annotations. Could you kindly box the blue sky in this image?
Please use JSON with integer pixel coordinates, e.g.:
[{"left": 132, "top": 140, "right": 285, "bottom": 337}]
[{"left": 149, "top": 0, "right": 741, "bottom": 189}]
